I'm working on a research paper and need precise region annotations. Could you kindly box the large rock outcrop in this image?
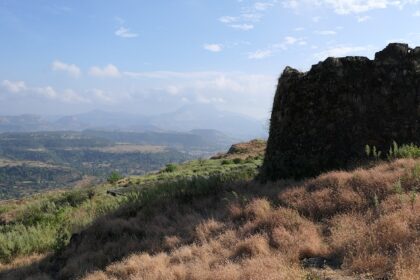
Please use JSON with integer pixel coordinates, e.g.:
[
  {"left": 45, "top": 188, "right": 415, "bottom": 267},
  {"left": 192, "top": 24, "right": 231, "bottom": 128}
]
[{"left": 262, "top": 43, "right": 420, "bottom": 180}]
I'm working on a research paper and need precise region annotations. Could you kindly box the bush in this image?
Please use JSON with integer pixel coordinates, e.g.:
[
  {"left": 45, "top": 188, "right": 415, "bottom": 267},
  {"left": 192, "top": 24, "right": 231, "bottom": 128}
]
[
  {"left": 164, "top": 163, "right": 178, "bottom": 173},
  {"left": 107, "top": 171, "right": 123, "bottom": 184},
  {"left": 388, "top": 142, "right": 420, "bottom": 159},
  {"left": 0, "top": 223, "right": 57, "bottom": 262},
  {"left": 221, "top": 159, "right": 234, "bottom": 165},
  {"left": 56, "top": 190, "right": 90, "bottom": 208},
  {"left": 233, "top": 158, "right": 243, "bottom": 164}
]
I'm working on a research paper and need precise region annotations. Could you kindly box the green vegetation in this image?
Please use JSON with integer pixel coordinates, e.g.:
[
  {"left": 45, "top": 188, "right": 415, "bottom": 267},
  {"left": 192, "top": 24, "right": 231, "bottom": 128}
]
[
  {"left": 107, "top": 171, "right": 123, "bottom": 184},
  {"left": 387, "top": 141, "right": 420, "bottom": 159},
  {"left": 127, "top": 156, "right": 261, "bottom": 187},
  {"left": 163, "top": 163, "right": 178, "bottom": 173},
  {"left": 0, "top": 186, "right": 123, "bottom": 262},
  {"left": 365, "top": 144, "right": 382, "bottom": 160},
  {"left": 0, "top": 139, "right": 419, "bottom": 279},
  {"left": 365, "top": 142, "right": 420, "bottom": 161},
  {"left": 0, "top": 154, "right": 262, "bottom": 263},
  {"left": 0, "top": 131, "right": 195, "bottom": 199}
]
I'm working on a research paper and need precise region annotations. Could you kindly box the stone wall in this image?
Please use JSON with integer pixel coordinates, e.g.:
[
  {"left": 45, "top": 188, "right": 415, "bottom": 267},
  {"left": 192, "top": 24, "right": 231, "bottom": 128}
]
[{"left": 261, "top": 43, "right": 420, "bottom": 180}]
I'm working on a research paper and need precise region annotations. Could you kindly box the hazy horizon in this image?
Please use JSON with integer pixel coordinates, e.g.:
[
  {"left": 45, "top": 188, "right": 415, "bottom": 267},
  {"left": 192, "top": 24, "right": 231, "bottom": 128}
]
[
  {"left": 2, "top": 1, "right": 420, "bottom": 118},
  {"left": 0, "top": 103, "right": 267, "bottom": 120}
]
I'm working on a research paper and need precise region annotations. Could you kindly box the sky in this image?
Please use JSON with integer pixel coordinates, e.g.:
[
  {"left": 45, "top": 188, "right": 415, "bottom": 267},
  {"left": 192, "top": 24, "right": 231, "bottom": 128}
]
[{"left": 1, "top": 0, "right": 420, "bottom": 119}]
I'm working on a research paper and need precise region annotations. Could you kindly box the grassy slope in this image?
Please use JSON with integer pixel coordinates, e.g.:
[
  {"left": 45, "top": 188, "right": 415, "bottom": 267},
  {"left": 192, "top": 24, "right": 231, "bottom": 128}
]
[
  {"left": 0, "top": 142, "right": 263, "bottom": 266},
  {"left": 0, "top": 140, "right": 419, "bottom": 280}
]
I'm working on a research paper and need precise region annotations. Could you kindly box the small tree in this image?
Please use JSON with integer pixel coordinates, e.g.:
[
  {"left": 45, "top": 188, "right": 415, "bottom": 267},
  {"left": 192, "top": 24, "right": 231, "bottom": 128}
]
[
  {"left": 107, "top": 171, "right": 123, "bottom": 184},
  {"left": 164, "top": 163, "right": 178, "bottom": 173}
]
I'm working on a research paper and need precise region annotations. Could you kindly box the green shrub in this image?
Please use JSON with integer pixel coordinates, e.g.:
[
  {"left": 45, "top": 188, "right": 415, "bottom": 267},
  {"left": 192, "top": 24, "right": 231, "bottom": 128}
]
[
  {"left": 233, "top": 158, "right": 243, "bottom": 164},
  {"left": 122, "top": 165, "right": 258, "bottom": 214},
  {"left": 365, "top": 142, "right": 420, "bottom": 161},
  {"left": 53, "top": 225, "right": 71, "bottom": 253},
  {"left": 387, "top": 141, "right": 420, "bottom": 159},
  {"left": 107, "top": 171, "right": 123, "bottom": 184},
  {"left": 0, "top": 223, "right": 57, "bottom": 262},
  {"left": 56, "top": 190, "right": 90, "bottom": 208},
  {"left": 245, "top": 157, "right": 255, "bottom": 163},
  {"left": 164, "top": 163, "right": 178, "bottom": 173},
  {"left": 221, "top": 159, "right": 234, "bottom": 165},
  {"left": 15, "top": 200, "right": 58, "bottom": 226},
  {"left": 365, "top": 144, "right": 382, "bottom": 160},
  {"left": 0, "top": 187, "right": 125, "bottom": 262}
]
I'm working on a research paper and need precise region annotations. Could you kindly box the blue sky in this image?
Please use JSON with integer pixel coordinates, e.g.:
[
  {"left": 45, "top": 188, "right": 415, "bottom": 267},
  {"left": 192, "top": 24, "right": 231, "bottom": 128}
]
[{"left": 1, "top": 0, "right": 420, "bottom": 119}]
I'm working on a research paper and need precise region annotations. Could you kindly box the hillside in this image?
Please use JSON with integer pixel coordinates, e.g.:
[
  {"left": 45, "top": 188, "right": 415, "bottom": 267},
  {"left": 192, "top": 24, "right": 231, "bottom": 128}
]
[
  {"left": 0, "top": 140, "right": 418, "bottom": 280},
  {"left": 0, "top": 130, "right": 237, "bottom": 199}
]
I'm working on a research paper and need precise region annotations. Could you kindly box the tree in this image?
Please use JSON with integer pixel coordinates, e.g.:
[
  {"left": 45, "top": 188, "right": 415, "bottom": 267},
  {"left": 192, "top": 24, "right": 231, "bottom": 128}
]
[{"left": 107, "top": 171, "right": 123, "bottom": 184}]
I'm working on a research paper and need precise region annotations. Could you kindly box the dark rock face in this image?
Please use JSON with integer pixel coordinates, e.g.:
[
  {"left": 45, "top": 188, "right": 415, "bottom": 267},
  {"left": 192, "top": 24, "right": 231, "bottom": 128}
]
[{"left": 262, "top": 43, "right": 420, "bottom": 180}]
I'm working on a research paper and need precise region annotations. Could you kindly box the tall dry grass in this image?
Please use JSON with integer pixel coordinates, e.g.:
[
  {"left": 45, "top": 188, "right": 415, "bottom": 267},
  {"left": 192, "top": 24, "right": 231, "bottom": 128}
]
[{"left": 1, "top": 159, "right": 419, "bottom": 280}]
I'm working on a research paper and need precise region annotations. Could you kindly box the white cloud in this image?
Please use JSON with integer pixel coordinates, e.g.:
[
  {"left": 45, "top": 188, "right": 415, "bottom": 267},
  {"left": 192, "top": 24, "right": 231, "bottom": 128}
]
[
  {"left": 248, "top": 49, "right": 273, "bottom": 59},
  {"left": 413, "top": 10, "right": 420, "bottom": 16},
  {"left": 89, "top": 88, "right": 114, "bottom": 103},
  {"left": 240, "top": 13, "right": 263, "bottom": 22},
  {"left": 314, "top": 45, "right": 374, "bottom": 60},
  {"left": 61, "top": 89, "right": 89, "bottom": 103},
  {"left": 165, "top": 85, "right": 181, "bottom": 95},
  {"left": 51, "top": 60, "right": 81, "bottom": 77},
  {"left": 115, "top": 27, "right": 138, "bottom": 38},
  {"left": 122, "top": 71, "right": 274, "bottom": 94},
  {"left": 314, "top": 30, "right": 337, "bottom": 35},
  {"left": 1, "top": 80, "right": 89, "bottom": 103},
  {"left": 34, "top": 86, "right": 88, "bottom": 103},
  {"left": 219, "top": 0, "right": 277, "bottom": 31},
  {"left": 284, "top": 36, "right": 298, "bottom": 44},
  {"left": 357, "top": 15, "right": 371, "bottom": 22},
  {"left": 35, "top": 86, "right": 57, "bottom": 98},
  {"left": 254, "top": 2, "right": 274, "bottom": 10},
  {"left": 2, "top": 71, "right": 276, "bottom": 118},
  {"left": 1, "top": 80, "right": 27, "bottom": 93},
  {"left": 203, "top": 44, "right": 223, "bottom": 52},
  {"left": 294, "top": 27, "right": 305, "bottom": 31},
  {"left": 282, "top": 0, "right": 300, "bottom": 8},
  {"left": 123, "top": 70, "right": 276, "bottom": 118},
  {"left": 123, "top": 71, "right": 222, "bottom": 79},
  {"left": 219, "top": 16, "right": 238, "bottom": 23},
  {"left": 283, "top": 0, "right": 420, "bottom": 14},
  {"left": 274, "top": 36, "right": 306, "bottom": 49},
  {"left": 230, "top": 23, "right": 254, "bottom": 30},
  {"left": 324, "top": 0, "right": 389, "bottom": 14},
  {"left": 248, "top": 36, "right": 306, "bottom": 59},
  {"left": 89, "top": 64, "right": 121, "bottom": 78}
]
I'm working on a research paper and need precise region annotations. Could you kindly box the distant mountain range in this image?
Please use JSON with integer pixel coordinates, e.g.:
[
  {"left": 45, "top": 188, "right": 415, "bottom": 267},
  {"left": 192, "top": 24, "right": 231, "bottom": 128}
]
[{"left": 0, "top": 105, "right": 267, "bottom": 139}]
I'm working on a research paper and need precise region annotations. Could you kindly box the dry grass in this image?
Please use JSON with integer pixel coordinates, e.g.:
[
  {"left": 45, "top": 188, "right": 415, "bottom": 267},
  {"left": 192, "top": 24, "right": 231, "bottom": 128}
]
[
  {"left": 84, "top": 238, "right": 305, "bottom": 280},
  {"left": 211, "top": 139, "right": 266, "bottom": 160},
  {"left": 1, "top": 159, "right": 419, "bottom": 280},
  {"left": 0, "top": 254, "right": 51, "bottom": 280}
]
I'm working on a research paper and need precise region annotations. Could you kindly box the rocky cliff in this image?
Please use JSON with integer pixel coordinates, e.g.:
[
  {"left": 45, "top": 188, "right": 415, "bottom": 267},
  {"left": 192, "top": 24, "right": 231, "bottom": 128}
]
[{"left": 262, "top": 43, "right": 420, "bottom": 180}]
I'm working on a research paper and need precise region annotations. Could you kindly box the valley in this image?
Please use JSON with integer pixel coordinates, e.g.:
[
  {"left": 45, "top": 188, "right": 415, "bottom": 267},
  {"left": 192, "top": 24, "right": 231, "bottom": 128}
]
[{"left": 0, "top": 129, "right": 236, "bottom": 199}]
